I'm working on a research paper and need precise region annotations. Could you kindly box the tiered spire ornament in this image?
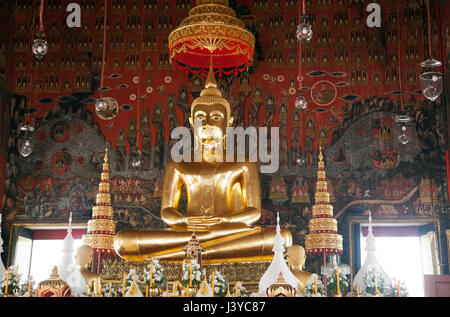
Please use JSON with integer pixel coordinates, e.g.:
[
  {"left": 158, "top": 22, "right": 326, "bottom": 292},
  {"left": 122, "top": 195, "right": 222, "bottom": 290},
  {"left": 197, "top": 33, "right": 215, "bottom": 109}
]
[
  {"left": 353, "top": 211, "right": 391, "bottom": 293},
  {"left": 258, "top": 213, "right": 298, "bottom": 295},
  {"left": 168, "top": 0, "right": 255, "bottom": 74},
  {"left": 59, "top": 212, "right": 75, "bottom": 281},
  {"left": 82, "top": 149, "right": 116, "bottom": 258},
  {"left": 305, "top": 147, "right": 343, "bottom": 254},
  {"left": 183, "top": 229, "right": 205, "bottom": 263}
]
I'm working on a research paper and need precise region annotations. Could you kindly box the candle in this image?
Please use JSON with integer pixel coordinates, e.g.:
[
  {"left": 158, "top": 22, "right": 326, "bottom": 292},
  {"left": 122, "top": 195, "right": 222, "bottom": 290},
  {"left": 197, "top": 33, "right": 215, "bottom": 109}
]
[
  {"left": 315, "top": 279, "right": 318, "bottom": 297},
  {"left": 146, "top": 285, "right": 149, "bottom": 297},
  {"left": 398, "top": 280, "right": 401, "bottom": 297},
  {"left": 150, "top": 262, "right": 153, "bottom": 288},
  {"left": 5, "top": 267, "right": 10, "bottom": 295},
  {"left": 28, "top": 280, "right": 32, "bottom": 297},
  {"left": 337, "top": 266, "right": 340, "bottom": 297},
  {"left": 374, "top": 270, "right": 378, "bottom": 295},
  {"left": 99, "top": 283, "right": 102, "bottom": 297},
  {"left": 189, "top": 262, "right": 192, "bottom": 287},
  {"left": 235, "top": 282, "right": 238, "bottom": 297},
  {"left": 212, "top": 271, "right": 215, "bottom": 297},
  {"left": 122, "top": 272, "right": 126, "bottom": 297},
  {"left": 186, "top": 285, "right": 189, "bottom": 297}
]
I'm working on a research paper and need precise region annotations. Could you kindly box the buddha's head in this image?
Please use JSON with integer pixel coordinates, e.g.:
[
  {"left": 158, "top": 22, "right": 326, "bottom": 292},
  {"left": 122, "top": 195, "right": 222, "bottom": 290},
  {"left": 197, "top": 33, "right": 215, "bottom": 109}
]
[
  {"left": 75, "top": 245, "right": 94, "bottom": 268},
  {"left": 189, "top": 65, "right": 234, "bottom": 148},
  {"left": 286, "top": 245, "right": 307, "bottom": 269}
]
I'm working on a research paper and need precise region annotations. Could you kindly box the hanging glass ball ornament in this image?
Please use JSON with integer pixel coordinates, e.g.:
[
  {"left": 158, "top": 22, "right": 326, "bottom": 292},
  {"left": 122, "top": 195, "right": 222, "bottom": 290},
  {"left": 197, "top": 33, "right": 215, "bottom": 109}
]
[
  {"left": 95, "top": 97, "right": 119, "bottom": 120},
  {"left": 296, "top": 23, "right": 313, "bottom": 42},
  {"left": 295, "top": 96, "right": 308, "bottom": 110},
  {"left": 398, "top": 126, "right": 409, "bottom": 145},
  {"left": 420, "top": 58, "right": 442, "bottom": 68},
  {"left": 18, "top": 136, "right": 33, "bottom": 157},
  {"left": 420, "top": 72, "right": 443, "bottom": 101},
  {"left": 32, "top": 37, "right": 48, "bottom": 60}
]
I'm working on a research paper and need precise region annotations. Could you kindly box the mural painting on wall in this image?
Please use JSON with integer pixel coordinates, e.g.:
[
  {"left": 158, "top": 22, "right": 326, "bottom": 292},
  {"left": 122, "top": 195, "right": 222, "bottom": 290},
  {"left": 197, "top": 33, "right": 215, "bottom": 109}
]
[{"left": 0, "top": 0, "right": 449, "bottom": 259}]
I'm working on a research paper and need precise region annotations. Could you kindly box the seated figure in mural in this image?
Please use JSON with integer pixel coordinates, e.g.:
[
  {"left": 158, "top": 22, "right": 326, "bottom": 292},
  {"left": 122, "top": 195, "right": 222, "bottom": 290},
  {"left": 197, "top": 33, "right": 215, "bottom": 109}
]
[
  {"left": 286, "top": 245, "right": 313, "bottom": 294},
  {"left": 114, "top": 65, "right": 292, "bottom": 262}
]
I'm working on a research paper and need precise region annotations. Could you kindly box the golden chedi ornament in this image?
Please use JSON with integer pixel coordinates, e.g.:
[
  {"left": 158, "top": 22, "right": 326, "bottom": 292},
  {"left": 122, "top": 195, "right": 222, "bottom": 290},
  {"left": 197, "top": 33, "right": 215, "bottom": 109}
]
[
  {"left": 183, "top": 229, "right": 205, "bottom": 263},
  {"left": 82, "top": 148, "right": 116, "bottom": 253},
  {"left": 168, "top": 0, "right": 255, "bottom": 73},
  {"left": 114, "top": 63, "right": 292, "bottom": 262},
  {"left": 37, "top": 266, "right": 72, "bottom": 297},
  {"left": 266, "top": 272, "right": 297, "bottom": 297},
  {"left": 305, "top": 147, "right": 343, "bottom": 255}
]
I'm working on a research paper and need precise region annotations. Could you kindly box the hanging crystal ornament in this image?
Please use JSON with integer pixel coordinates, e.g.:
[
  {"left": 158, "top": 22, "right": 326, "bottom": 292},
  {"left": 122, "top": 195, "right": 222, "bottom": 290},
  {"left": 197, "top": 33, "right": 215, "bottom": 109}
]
[
  {"left": 419, "top": 0, "right": 443, "bottom": 98},
  {"left": 95, "top": 97, "right": 119, "bottom": 120},
  {"left": 32, "top": 35, "right": 48, "bottom": 60},
  {"left": 398, "top": 126, "right": 409, "bottom": 145},
  {"left": 295, "top": 96, "right": 308, "bottom": 110},
  {"left": 18, "top": 135, "right": 33, "bottom": 157},
  {"left": 420, "top": 72, "right": 443, "bottom": 101},
  {"left": 296, "top": 16, "right": 313, "bottom": 43},
  {"left": 420, "top": 58, "right": 442, "bottom": 68}
]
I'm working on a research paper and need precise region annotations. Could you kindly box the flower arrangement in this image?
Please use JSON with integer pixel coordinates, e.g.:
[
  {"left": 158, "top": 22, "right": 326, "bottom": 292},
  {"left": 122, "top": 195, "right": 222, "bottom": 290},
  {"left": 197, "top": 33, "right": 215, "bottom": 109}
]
[
  {"left": 363, "top": 267, "right": 386, "bottom": 296},
  {"left": 124, "top": 268, "right": 140, "bottom": 294},
  {"left": 382, "top": 278, "right": 409, "bottom": 297},
  {"left": 16, "top": 279, "right": 37, "bottom": 297},
  {"left": 209, "top": 270, "right": 227, "bottom": 297},
  {"left": 181, "top": 259, "right": 202, "bottom": 288},
  {"left": 326, "top": 269, "right": 350, "bottom": 296},
  {"left": 143, "top": 258, "right": 166, "bottom": 288},
  {"left": 303, "top": 274, "right": 327, "bottom": 297},
  {"left": 235, "top": 282, "right": 249, "bottom": 297},
  {"left": 0, "top": 266, "right": 23, "bottom": 297}
]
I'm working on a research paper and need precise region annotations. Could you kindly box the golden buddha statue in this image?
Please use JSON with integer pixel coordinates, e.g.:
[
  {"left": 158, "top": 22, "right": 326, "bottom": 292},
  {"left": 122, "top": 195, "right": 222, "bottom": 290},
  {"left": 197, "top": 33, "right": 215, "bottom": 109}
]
[
  {"left": 286, "top": 245, "right": 313, "bottom": 294},
  {"left": 114, "top": 64, "right": 292, "bottom": 262},
  {"left": 75, "top": 245, "right": 101, "bottom": 295}
]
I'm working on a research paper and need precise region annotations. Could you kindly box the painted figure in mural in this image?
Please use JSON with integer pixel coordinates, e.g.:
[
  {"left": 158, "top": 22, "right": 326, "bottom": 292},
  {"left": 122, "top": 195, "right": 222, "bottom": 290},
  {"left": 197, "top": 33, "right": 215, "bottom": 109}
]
[
  {"left": 190, "top": 74, "right": 202, "bottom": 98},
  {"left": 278, "top": 101, "right": 289, "bottom": 169},
  {"left": 177, "top": 85, "right": 190, "bottom": 127},
  {"left": 140, "top": 110, "right": 152, "bottom": 170},
  {"left": 152, "top": 103, "right": 164, "bottom": 170},
  {"left": 291, "top": 107, "right": 303, "bottom": 167},
  {"left": 127, "top": 119, "right": 138, "bottom": 170},
  {"left": 264, "top": 93, "right": 276, "bottom": 154},
  {"left": 166, "top": 94, "right": 179, "bottom": 161},
  {"left": 115, "top": 129, "right": 126, "bottom": 171},
  {"left": 114, "top": 66, "right": 292, "bottom": 261}
]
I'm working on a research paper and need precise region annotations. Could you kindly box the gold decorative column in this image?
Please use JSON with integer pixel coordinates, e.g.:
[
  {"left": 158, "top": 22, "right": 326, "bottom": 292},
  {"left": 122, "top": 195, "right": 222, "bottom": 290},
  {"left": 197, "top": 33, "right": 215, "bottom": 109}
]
[
  {"left": 82, "top": 149, "right": 116, "bottom": 257},
  {"left": 305, "top": 148, "right": 342, "bottom": 254}
]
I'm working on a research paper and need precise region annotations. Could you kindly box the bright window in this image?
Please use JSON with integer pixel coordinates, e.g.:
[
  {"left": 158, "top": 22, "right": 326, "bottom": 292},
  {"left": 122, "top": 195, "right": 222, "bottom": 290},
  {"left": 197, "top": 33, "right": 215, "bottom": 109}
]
[
  {"left": 28, "top": 239, "right": 84, "bottom": 284},
  {"left": 360, "top": 236, "right": 424, "bottom": 297},
  {"left": 13, "top": 228, "right": 85, "bottom": 284}
]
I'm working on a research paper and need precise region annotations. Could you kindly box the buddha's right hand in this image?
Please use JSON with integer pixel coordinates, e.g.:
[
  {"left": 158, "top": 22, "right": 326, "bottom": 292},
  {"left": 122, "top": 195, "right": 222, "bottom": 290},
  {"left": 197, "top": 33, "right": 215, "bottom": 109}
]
[{"left": 186, "top": 216, "right": 221, "bottom": 231}]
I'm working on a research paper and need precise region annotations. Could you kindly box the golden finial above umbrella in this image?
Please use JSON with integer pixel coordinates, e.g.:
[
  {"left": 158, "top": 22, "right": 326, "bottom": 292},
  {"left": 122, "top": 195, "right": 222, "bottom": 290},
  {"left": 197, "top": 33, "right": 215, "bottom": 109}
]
[{"left": 169, "top": 0, "right": 255, "bottom": 73}]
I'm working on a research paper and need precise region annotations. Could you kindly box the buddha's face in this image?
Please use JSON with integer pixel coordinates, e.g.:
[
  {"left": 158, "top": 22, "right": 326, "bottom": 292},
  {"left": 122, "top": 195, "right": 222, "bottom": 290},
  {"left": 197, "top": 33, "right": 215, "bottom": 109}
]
[
  {"left": 190, "top": 103, "right": 233, "bottom": 146},
  {"left": 286, "top": 245, "right": 307, "bottom": 268}
]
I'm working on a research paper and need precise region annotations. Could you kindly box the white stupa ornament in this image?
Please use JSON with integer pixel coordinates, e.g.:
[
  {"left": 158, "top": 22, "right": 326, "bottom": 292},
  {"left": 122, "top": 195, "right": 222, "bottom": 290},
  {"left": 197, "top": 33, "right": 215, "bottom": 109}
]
[
  {"left": 353, "top": 211, "right": 391, "bottom": 292},
  {"left": 59, "top": 212, "right": 86, "bottom": 295},
  {"left": 0, "top": 214, "right": 6, "bottom": 277},
  {"left": 258, "top": 213, "right": 298, "bottom": 295}
]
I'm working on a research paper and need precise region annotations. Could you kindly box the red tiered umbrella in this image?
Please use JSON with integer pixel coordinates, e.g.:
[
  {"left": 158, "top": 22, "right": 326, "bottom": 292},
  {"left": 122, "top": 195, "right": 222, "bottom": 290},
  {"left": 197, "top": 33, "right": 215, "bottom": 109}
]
[{"left": 169, "top": 0, "right": 255, "bottom": 75}]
